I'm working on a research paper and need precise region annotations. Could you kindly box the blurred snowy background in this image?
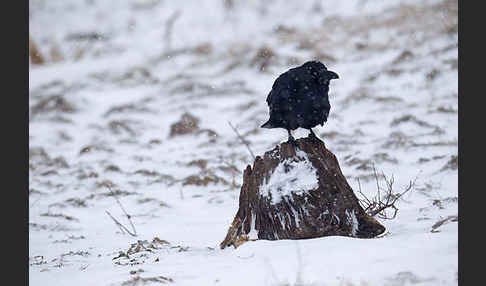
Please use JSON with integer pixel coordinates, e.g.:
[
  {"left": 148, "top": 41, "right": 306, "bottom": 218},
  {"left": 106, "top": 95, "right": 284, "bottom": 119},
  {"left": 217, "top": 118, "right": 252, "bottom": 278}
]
[{"left": 29, "top": 0, "right": 458, "bottom": 285}]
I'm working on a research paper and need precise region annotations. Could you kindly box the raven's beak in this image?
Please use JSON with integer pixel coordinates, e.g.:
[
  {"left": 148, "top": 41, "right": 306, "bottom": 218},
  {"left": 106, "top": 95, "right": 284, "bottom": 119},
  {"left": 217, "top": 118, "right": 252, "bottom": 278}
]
[{"left": 327, "top": 70, "right": 339, "bottom": 80}]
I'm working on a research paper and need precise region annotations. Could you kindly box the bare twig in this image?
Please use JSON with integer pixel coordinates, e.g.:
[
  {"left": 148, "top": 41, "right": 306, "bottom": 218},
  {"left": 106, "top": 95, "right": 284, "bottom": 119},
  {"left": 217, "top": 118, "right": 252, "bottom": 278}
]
[
  {"left": 356, "top": 178, "right": 372, "bottom": 213},
  {"left": 105, "top": 186, "right": 137, "bottom": 236},
  {"left": 164, "top": 10, "right": 182, "bottom": 51},
  {"left": 30, "top": 197, "right": 42, "bottom": 208},
  {"left": 372, "top": 163, "right": 381, "bottom": 202},
  {"left": 106, "top": 211, "right": 136, "bottom": 236},
  {"left": 357, "top": 169, "right": 417, "bottom": 220},
  {"left": 228, "top": 121, "right": 256, "bottom": 160},
  {"left": 236, "top": 254, "right": 255, "bottom": 259}
]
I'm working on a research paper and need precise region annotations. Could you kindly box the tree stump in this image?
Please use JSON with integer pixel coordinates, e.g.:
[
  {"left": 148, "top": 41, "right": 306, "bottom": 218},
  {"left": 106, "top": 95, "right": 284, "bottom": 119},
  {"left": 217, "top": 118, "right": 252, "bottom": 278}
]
[{"left": 220, "top": 135, "right": 385, "bottom": 249}]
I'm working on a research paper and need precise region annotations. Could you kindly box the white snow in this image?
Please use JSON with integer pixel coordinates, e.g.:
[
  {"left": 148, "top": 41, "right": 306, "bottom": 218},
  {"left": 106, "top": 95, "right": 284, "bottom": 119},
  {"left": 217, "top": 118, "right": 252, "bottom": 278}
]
[
  {"left": 290, "top": 204, "right": 301, "bottom": 228},
  {"left": 247, "top": 211, "right": 258, "bottom": 239},
  {"left": 29, "top": 0, "right": 457, "bottom": 285},
  {"left": 260, "top": 148, "right": 319, "bottom": 204},
  {"left": 345, "top": 209, "right": 360, "bottom": 236}
]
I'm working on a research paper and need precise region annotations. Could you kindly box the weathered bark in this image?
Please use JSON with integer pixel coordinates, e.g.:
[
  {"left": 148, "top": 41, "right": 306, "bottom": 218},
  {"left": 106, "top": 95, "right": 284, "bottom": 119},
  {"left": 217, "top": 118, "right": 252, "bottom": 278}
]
[{"left": 220, "top": 135, "right": 385, "bottom": 249}]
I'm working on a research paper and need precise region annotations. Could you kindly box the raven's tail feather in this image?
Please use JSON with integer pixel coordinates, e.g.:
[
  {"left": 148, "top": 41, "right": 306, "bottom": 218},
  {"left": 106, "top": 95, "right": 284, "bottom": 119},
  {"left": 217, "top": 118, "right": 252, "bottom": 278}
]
[{"left": 261, "top": 120, "right": 274, "bottom": 128}]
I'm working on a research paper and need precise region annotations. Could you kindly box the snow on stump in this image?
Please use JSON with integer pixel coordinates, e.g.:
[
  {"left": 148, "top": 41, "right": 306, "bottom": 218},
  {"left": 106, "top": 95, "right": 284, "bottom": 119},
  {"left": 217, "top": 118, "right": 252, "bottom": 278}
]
[{"left": 220, "top": 135, "right": 385, "bottom": 249}]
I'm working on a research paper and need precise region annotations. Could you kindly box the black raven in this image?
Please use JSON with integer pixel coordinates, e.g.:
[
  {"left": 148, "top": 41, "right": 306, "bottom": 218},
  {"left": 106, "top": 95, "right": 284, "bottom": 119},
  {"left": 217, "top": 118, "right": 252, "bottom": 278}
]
[{"left": 261, "top": 60, "right": 339, "bottom": 142}]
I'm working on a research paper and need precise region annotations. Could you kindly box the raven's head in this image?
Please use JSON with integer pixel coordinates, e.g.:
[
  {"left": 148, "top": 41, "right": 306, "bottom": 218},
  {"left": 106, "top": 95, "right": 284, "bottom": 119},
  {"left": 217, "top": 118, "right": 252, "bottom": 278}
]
[{"left": 302, "top": 60, "right": 339, "bottom": 84}]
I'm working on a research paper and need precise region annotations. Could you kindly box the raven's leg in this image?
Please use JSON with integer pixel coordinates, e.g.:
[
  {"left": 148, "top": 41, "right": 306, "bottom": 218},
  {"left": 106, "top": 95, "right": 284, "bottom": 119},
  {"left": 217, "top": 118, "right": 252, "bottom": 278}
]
[
  {"left": 308, "top": 128, "right": 317, "bottom": 138},
  {"left": 287, "top": 129, "right": 296, "bottom": 144}
]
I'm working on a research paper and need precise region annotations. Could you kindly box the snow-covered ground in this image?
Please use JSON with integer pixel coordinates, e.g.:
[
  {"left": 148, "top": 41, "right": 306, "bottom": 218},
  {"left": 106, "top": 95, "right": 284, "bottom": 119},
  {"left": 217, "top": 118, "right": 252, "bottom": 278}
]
[{"left": 29, "top": 0, "right": 458, "bottom": 285}]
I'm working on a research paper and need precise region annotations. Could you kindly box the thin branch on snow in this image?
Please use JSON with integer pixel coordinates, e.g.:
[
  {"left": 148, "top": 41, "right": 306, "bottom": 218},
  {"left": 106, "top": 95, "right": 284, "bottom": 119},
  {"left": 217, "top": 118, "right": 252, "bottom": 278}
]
[
  {"left": 105, "top": 211, "right": 137, "bottom": 236},
  {"left": 228, "top": 121, "right": 256, "bottom": 161},
  {"left": 105, "top": 185, "right": 137, "bottom": 237},
  {"left": 357, "top": 167, "right": 417, "bottom": 220},
  {"left": 164, "top": 10, "right": 182, "bottom": 51}
]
